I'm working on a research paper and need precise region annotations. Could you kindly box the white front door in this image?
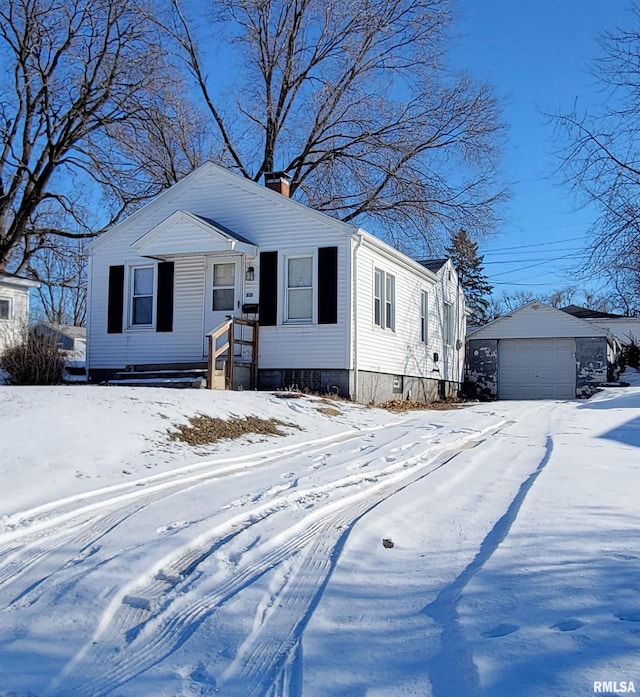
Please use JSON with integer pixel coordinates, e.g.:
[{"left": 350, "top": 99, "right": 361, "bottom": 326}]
[{"left": 204, "top": 256, "right": 242, "bottom": 354}]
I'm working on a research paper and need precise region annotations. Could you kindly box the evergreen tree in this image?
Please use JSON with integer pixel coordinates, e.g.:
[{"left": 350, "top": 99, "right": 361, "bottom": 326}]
[{"left": 446, "top": 229, "right": 493, "bottom": 326}]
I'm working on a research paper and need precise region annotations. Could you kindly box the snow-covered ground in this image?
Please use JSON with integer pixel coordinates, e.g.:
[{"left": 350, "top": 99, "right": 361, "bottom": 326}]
[{"left": 1, "top": 374, "right": 639, "bottom": 697}]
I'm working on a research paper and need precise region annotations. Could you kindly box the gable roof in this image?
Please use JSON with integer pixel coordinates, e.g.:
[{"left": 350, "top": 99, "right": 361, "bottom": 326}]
[
  {"left": 417, "top": 258, "right": 449, "bottom": 273},
  {"left": 36, "top": 322, "right": 86, "bottom": 339},
  {"left": 132, "top": 210, "right": 258, "bottom": 257},
  {"left": 467, "top": 301, "right": 612, "bottom": 340},
  {"left": 560, "top": 304, "right": 624, "bottom": 319},
  {"left": 0, "top": 274, "right": 40, "bottom": 289},
  {"left": 85, "top": 160, "right": 443, "bottom": 284},
  {"left": 87, "top": 161, "right": 357, "bottom": 255}
]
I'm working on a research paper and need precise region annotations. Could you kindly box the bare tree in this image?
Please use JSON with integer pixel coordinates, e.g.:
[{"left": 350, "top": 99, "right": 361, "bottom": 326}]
[
  {"left": 0, "top": 0, "right": 197, "bottom": 272},
  {"left": 167, "top": 0, "right": 507, "bottom": 254},
  {"left": 30, "top": 239, "right": 87, "bottom": 326},
  {"left": 554, "top": 3, "right": 640, "bottom": 309}
]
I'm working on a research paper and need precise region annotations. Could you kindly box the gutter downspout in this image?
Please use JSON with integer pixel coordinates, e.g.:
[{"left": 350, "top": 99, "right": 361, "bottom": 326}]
[{"left": 351, "top": 231, "right": 363, "bottom": 402}]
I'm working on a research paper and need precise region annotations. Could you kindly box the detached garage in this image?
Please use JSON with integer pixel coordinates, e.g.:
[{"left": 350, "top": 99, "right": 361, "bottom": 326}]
[{"left": 466, "top": 302, "right": 616, "bottom": 400}]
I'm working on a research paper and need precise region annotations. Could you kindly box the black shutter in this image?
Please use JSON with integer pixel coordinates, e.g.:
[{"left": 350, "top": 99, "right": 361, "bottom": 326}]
[
  {"left": 156, "top": 261, "right": 174, "bottom": 332},
  {"left": 318, "top": 246, "right": 338, "bottom": 324},
  {"left": 259, "top": 251, "right": 278, "bottom": 326},
  {"left": 107, "top": 265, "right": 124, "bottom": 334}
]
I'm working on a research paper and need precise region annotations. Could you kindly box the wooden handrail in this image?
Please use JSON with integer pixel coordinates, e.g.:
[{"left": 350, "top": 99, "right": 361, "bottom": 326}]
[{"left": 207, "top": 317, "right": 259, "bottom": 390}]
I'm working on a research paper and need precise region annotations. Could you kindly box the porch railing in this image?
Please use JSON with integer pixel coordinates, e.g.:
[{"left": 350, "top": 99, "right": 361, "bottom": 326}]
[{"left": 207, "top": 317, "right": 259, "bottom": 390}]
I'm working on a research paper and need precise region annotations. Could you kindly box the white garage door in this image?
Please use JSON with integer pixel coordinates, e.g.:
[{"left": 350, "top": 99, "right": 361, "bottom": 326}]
[{"left": 499, "top": 338, "right": 576, "bottom": 400}]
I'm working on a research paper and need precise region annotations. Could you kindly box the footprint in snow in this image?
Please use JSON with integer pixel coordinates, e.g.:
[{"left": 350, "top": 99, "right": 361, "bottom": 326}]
[
  {"left": 156, "top": 520, "right": 190, "bottom": 534},
  {"left": 616, "top": 611, "right": 640, "bottom": 623},
  {"left": 552, "top": 618, "right": 585, "bottom": 632},
  {"left": 482, "top": 623, "right": 519, "bottom": 638},
  {"left": 68, "top": 545, "right": 101, "bottom": 566}
]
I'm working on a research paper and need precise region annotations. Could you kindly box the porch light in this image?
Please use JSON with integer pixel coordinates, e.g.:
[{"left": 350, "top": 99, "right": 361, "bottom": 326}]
[{"left": 245, "top": 266, "right": 255, "bottom": 282}]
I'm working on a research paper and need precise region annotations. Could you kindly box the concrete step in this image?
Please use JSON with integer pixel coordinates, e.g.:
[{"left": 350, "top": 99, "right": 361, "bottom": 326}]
[{"left": 107, "top": 368, "right": 208, "bottom": 389}]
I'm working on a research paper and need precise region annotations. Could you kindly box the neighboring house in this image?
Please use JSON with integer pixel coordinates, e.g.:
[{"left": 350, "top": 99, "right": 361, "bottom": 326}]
[
  {"left": 466, "top": 301, "right": 618, "bottom": 400},
  {"left": 561, "top": 305, "right": 640, "bottom": 345},
  {"left": 0, "top": 274, "right": 40, "bottom": 355},
  {"left": 34, "top": 322, "right": 87, "bottom": 379},
  {"left": 86, "top": 162, "right": 466, "bottom": 403},
  {"left": 34, "top": 322, "right": 87, "bottom": 357}
]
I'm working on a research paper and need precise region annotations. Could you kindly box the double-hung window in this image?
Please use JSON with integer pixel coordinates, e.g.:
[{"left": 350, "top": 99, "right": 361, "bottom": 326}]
[
  {"left": 131, "top": 266, "right": 154, "bottom": 326},
  {"left": 286, "top": 255, "right": 313, "bottom": 322},
  {"left": 421, "top": 291, "right": 428, "bottom": 343},
  {"left": 0, "top": 298, "right": 10, "bottom": 321},
  {"left": 443, "top": 301, "right": 454, "bottom": 346},
  {"left": 373, "top": 267, "right": 395, "bottom": 331}
]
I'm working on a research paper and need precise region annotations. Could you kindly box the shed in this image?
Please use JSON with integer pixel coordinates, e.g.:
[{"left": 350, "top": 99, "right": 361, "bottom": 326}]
[{"left": 466, "top": 302, "right": 616, "bottom": 400}]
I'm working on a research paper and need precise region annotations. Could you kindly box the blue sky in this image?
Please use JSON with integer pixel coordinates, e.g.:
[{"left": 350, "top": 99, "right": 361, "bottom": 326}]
[{"left": 449, "top": 1, "right": 635, "bottom": 300}]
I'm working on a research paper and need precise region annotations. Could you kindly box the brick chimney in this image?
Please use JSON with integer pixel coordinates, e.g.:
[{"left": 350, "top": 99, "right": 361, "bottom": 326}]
[{"left": 264, "top": 171, "right": 291, "bottom": 197}]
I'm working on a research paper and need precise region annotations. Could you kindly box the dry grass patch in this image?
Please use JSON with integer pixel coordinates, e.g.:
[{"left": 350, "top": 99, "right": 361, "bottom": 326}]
[
  {"left": 378, "top": 399, "right": 468, "bottom": 412},
  {"left": 170, "top": 414, "right": 298, "bottom": 446},
  {"left": 316, "top": 406, "right": 342, "bottom": 417}
]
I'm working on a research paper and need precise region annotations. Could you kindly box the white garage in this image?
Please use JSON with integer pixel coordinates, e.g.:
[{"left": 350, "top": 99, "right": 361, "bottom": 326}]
[{"left": 466, "top": 302, "right": 616, "bottom": 401}]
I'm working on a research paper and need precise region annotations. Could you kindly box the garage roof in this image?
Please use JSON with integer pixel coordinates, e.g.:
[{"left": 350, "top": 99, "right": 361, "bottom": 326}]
[{"left": 468, "top": 301, "right": 612, "bottom": 340}]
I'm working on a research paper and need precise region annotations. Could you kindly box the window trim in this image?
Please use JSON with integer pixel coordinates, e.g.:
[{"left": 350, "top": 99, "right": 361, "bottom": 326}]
[
  {"left": 0, "top": 297, "right": 11, "bottom": 321},
  {"left": 443, "top": 301, "right": 455, "bottom": 346},
  {"left": 420, "top": 290, "right": 428, "bottom": 344},
  {"left": 373, "top": 267, "right": 395, "bottom": 332},
  {"left": 128, "top": 263, "right": 156, "bottom": 329},
  {"left": 211, "top": 261, "right": 236, "bottom": 312},
  {"left": 284, "top": 253, "right": 315, "bottom": 324}
]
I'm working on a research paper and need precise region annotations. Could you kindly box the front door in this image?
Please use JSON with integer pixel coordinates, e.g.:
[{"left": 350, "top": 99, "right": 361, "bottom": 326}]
[{"left": 204, "top": 256, "right": 242, "bottom": 354}]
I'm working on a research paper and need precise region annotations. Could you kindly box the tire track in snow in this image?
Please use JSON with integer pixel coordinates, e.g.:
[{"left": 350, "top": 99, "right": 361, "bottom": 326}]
[
  {"left": 0, "top": 424, "right": 397, "bottom": 606},
  {"left": 421, "top": 435, "right": 554, "bottom": 697},
  {"left": 1, "top": 424, "right": 393, "bottom": 546},
  {"left": 49, "top": 420, "right": 508, "bottom": 697}
]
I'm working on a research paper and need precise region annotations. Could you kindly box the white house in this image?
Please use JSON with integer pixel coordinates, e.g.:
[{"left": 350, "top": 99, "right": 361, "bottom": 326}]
[
  {"left": 0, "top": 274, "right": 40, "bottom": 355},
  {"left": 466, "top": 301, "right": 617, "bottom": 400},
  {"left": 86, "top": 162, "right": 466, "bottom": 403}
]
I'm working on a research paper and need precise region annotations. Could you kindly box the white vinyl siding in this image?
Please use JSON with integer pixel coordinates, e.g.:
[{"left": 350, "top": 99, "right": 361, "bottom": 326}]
[{"left": 0, "top": 282, "right": 32, "bottom": 354}]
